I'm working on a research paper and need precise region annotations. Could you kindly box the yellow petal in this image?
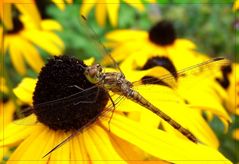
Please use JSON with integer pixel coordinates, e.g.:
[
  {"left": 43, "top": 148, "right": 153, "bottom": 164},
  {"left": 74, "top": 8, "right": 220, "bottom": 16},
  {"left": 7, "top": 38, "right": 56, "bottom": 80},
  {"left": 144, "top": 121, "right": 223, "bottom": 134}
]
[
  {"left": 82, "top": 130, "right": 104, "bottom": 162},
  {"left": 1, "top": 3, "right": 13, "bottom": 30},
  {"left": 41, "top": 19, "right": 63, "bottom": 31},
  {"left": 49, "top": 131, "right": 70, "bottom": 163},
  {"left": 84, "top": 57, "right": 95, "bottom": 66},
  {"left": 0, "top": 116, "right": 35, "bottom": 147},
  {"left": 105, "top": 40, "right": 146, "bottom": 64},
  {"left": 70, "top": 135, "right": 89, "bottom": 163},
  {"left": 0, "top": 100, "right": 15, "bottom": 130},
  {"left": 8, "top": 37, "right": 26, "bottom": 75},
  {"left": 22, "top": 30, "right": 64, "bottom": 55},
  {"left": 178, "top": 79, "right": 231, "bottom": 125},
  {"left": 87, "top": 125, "right": 126, "bottom": 163},
  {"left": 106, "top": 30, "right": 147, "bottom": 42},
  {"left": 21, "top": 40, "right": 44, "bottom": 73},
  {"left": 82, "top": 126, "right": 126, "bottom": 163},
  {"left": 51, "top": 0, "right": 66, "bottom": 10},
  {"left": 100, "top": 113, "right": 232, "bottom": 163},
  {"left": 8, "top": 125, "right": 51, "bottom": 162},
  {"left": 95, "top": 0, "right": 107, "bottom": 27},
  {"left": 174, "top": 38, "right": 197, "bottom": 50},
  {"left": 13, "top": 78, "right": 37, "bottom": 104},
  {"left": 80, "top": 0, "right": 96, "bottom": 17},
  {"left": 109, "top": 133, "right": 159, "bottom": 161},
  {"left": 106, "top": 0, "right": 119, "bottom": 27},
  {"left": 15, "top": 2, "right": 41, "bottom": 28}
]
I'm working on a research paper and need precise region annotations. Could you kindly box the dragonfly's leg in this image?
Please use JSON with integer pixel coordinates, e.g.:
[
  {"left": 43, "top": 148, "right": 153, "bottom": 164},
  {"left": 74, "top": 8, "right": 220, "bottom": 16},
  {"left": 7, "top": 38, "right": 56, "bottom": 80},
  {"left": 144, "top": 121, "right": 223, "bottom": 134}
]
[
  {"left": 107, "top": 94, "right": 116, "bottom": 132},
  {"left": 68, "top": 85, "right": 84, "bottom": 91},
  {"left": 73, "top": 87, "right": 100, "bottom": 105}
]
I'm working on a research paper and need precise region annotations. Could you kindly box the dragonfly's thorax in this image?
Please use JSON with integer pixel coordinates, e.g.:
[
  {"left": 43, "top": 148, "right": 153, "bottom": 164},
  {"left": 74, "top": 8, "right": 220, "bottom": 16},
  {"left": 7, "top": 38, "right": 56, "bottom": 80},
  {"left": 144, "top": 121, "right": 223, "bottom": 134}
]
[
  {"left": 100, "top": 72, "right": 133, "bottom": 95},
  {"left": 84, "top": 64, "right": 133, "bottom": 95}
]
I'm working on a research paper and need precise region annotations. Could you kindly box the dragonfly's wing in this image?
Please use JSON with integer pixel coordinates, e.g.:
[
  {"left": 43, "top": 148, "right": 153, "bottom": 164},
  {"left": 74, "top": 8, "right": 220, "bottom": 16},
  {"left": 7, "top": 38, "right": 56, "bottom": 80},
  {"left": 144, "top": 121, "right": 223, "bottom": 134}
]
[
  {"left": 132, "top": 57, "right": 230, "bottom": 88},
  {"left": 79, "top": 16, "right": 124, "bottom": 75}
]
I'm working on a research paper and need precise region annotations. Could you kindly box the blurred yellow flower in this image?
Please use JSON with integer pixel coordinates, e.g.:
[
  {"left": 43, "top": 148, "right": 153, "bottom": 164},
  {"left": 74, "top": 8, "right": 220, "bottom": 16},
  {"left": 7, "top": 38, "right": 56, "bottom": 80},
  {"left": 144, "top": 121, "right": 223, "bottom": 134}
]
[
  {"left": 1, "top": 15, "right": 64, "bottom": 75},
  {"left": 233, "top": 0, "right": 239, "bottom": 11},
  {"left": 104, "top": 21, "right": 231, "bottom": 147},
  {"left": 0, "top": 56, "right": 232, "bottom": 163},
  {"left": 80, "top": 0, "right": 156, "bottom": 27},
  {"left": 0, "top": 0, "right": 41, "bottom": 30},
  {"left": 104, "top": 22, "right": 231, "bottom": 134},
  {"left": 215, "top": 63, "right": 239, "bottom": 143},
  {"left": 104, "top": 20, "right": 203, "bottom": 70},
  {"left": 217, "top": 63, "right": 239, "bottom": 115}
]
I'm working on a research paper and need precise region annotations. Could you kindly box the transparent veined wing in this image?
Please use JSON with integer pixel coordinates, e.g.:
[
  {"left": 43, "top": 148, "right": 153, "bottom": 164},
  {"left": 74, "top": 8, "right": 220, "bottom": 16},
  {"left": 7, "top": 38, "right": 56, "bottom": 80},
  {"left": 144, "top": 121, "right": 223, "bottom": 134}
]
[
  {"left": 132, "top": 57, "right": 230, "bottom": 89},
  {"left": 79, "top": 15, "right": 124, "bottom": 74}
]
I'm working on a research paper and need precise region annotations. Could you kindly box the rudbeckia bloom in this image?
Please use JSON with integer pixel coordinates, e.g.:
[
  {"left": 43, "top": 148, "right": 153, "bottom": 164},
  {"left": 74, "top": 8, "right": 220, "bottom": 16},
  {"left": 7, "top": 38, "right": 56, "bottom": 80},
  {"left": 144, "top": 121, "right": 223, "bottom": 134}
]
[
  {"left": 216, "top": 63, "right": 239, "bottom": 115},
  {"left": 0, "top": 55, "right": 232, "bottom": 163},
  {"left": 2, "top": 14, "right": 64, "bottom": 75},
  {"left": 80, "top": 0, "right": 156, "bottom": 27},
  {"left": 104, "top": 20, "right": 231, "bottom": 132},
  {"left": 215, "top": 63, "right": 239, "bottom": 154},
  {"left": 104, "top": 20, "right": 207, "bottom": 70}
]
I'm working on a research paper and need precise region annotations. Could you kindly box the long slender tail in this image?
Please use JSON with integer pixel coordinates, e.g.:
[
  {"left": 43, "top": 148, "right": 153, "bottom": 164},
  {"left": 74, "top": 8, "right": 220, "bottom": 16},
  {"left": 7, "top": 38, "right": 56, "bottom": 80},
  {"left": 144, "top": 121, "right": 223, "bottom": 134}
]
[{"left": 128, "top": 90, "right": 198, "bottom": 143}]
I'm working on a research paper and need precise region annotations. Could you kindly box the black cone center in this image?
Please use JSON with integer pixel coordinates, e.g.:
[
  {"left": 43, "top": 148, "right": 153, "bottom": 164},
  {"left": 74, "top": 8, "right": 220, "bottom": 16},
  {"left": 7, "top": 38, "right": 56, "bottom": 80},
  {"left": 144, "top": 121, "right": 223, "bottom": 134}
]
[{"left": 33, "top": 55, "right": 109, "bottom": 131}]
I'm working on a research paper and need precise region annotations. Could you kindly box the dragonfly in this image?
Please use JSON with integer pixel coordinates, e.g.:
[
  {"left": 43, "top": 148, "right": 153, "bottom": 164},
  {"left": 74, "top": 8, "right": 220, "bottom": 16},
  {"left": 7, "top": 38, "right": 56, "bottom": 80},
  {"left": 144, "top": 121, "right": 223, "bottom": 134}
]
[{"left": 13, "top": 16, "right": 230, "bottom": 158}]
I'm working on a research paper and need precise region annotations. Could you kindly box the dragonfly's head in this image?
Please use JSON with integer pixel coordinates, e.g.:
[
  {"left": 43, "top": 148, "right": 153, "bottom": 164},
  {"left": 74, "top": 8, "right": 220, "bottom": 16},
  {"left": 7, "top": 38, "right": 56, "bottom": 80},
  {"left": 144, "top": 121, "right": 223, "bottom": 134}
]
[{"left": 84, "top": 64, "right": 103, "bottom": 84}]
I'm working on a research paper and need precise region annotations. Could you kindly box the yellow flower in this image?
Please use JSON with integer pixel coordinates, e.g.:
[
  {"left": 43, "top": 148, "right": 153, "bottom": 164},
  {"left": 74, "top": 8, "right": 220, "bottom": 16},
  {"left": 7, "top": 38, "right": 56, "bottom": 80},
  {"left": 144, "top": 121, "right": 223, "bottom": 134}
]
[
  {"left": 0, "top": 56, "right": 232, "bottom": 163},
  {"left": 2, "top": 15, "right": 64, "bottom": 75},
  {"left": 216, "top": 63, "right": 239, "bottom": 115},
  {"left": 233, "top": 0, "right": 239, "bottom": 11},
  {"left": 80, "top": 0, "right": 156, "bottom": 27},
  {"left": 104, "top": 20, "right": 204, "bottom": 71},
  {"left": 104, "top": 22, "right": 231, "bottom": 140},
  {"left": 215, "top": 63, "right": 239, "bottom": 155},
  {"left": 0, "top": 0, "right": 41, "bottom": 30}
]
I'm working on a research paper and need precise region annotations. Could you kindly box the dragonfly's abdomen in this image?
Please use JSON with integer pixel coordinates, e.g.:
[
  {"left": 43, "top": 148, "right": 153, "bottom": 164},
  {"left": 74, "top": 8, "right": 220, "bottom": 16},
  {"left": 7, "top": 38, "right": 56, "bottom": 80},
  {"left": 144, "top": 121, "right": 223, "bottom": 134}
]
[{"left": 126, "top": 89, "right": 197, "bottom": 143}]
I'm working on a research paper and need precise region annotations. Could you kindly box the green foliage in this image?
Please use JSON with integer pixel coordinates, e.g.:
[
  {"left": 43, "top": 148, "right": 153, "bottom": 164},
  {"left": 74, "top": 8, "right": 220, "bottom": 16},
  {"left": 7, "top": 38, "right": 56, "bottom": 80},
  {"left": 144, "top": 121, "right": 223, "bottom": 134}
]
[
  {"left": 210, "top": 115, "right": 239, "bottom": 163},
  {"left": 159, "top": 2, "right": 235, "bottom": 59}
]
